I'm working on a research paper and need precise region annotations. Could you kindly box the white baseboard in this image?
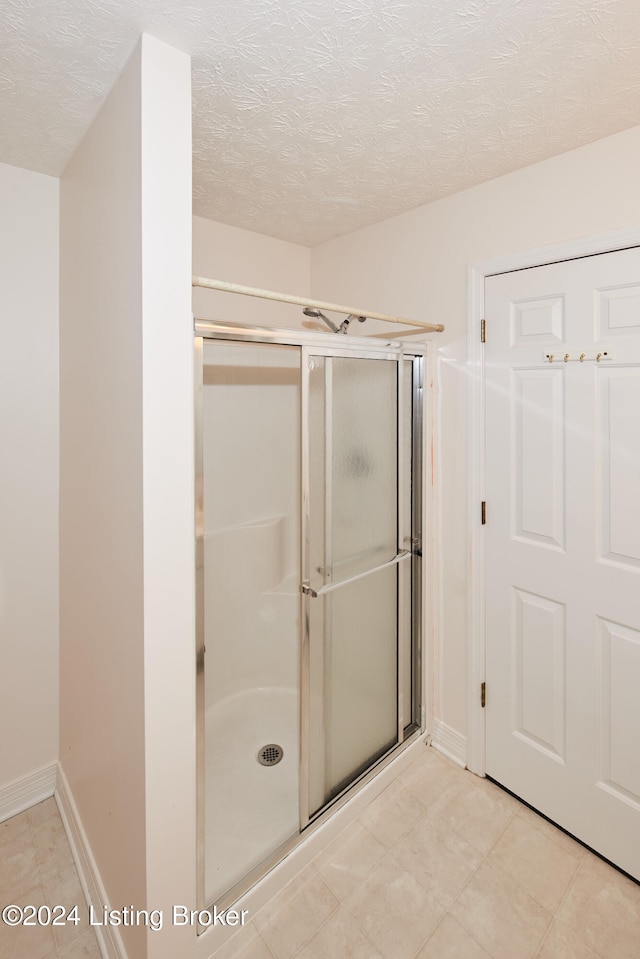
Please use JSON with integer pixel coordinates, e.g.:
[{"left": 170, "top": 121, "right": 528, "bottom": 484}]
[
  {"left": 0, "top": 763, "right": 57, "bottom": 823},
  {"left": 55, "top": 764, "right": 126, "bottom": 959},
  {"left": 431, "top": 719, "right": 467, "bottom": 767}
]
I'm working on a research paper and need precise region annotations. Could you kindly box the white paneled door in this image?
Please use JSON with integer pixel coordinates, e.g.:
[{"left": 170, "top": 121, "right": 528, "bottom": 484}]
[{"left": 485, "top": 247, "right": 640, "bottom": 880}]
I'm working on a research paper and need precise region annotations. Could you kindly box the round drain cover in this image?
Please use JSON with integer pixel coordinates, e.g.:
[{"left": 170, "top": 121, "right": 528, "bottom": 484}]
[{"left": 258, "top": 744, "right": 284, "bottom": 766}]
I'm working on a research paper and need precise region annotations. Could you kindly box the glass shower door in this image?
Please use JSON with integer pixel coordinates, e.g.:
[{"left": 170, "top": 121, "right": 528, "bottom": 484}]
[
  {"left": 303, "top": 351, "right": 407, "bottom": 820},
  {"left": 199, "top": 339, "right": 302, "bottom": 907}
]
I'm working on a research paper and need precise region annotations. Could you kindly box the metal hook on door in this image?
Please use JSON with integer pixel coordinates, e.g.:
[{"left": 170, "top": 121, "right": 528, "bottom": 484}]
[{"left": 543, "top": 348, "right": 613, "bottom": 364}]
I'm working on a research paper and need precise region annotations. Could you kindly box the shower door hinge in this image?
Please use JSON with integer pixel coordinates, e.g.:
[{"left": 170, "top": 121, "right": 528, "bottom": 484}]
[
  {"left": 481, "top": 319, "right": 486, "bottom": 343},
  {"left": 481, "top": 501, "right": 486, "bottom": 525},
  {"left": 481, "top": 682, "right": 486, "bottom": 708}
]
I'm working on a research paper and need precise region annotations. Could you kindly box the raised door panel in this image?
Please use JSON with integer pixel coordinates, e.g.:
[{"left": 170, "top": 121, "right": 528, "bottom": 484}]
[
  {"left": 596, "top": 284, "right": 640, "bottom": 336},
  {"left": 598, "top": 369, "right": 640, "bottom": 569},
  {"left": 512, "top": 369, "right": 565, "bottom": 549},
  {"left": 510, "top": 295, "right": 565, "bottom": 344},
  {"left": 597, "top": 618, "right": 640, "bottom": 809},
  {"left": 512, "top": 588, "right": 566, "bottom": 763}
]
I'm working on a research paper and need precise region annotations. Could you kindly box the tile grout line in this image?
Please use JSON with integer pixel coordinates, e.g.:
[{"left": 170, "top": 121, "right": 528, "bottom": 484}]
[
  {"left": 256, "top": 927, "right": 278, "bottom": 959},
  {"left": 434, "top": 803, "right": 524, "bottom": 959},
  {"left": 34, "top": 808, "right": 87, "bottom": 959},
  {"left": 342, "top": 791, "right": 476, "bottom": 959},
  {"left": 30, "top": 809, "right": 59, "bottom": 959},
  {"left": 288, "top": 850, "right": 370, "bottom": 959},
  {"left": 548, "top": 861, "right": 608, "bottom": 959},
  {"left": 485, "top": 837, "right": 572, "bottom": 914},
  {"left": 531, "top": 920, "right": 553, "bottom": 959},
  {"left": 29, "top": 802, "right": 89, "bottom": 956},
  {"left": 314, "top": 773, "right": 456, "bottom": 959},
  {"left": 286, "top": 770, "right": 451, "bottom": 959},
  {"left": 259, "top": 863, "right": 340, "bottom": 959},
  {"left": 336, "top": 837, "right": 409, "bottom": 954},
  {"left": 359, "top": 795, "right": 426, "bottom": 845},
  {"left": 357, "top": 770, "right": 519, "bottom": 959},
  {"left": 5, "top": 808, "right": 59, "bottom": 959},
  {"left": 455, "top": 792, "right": 625, "bottom": 959},
  {"left": 408, "top": 911, "right": 449, "bottom": 959},
  {"left": 514, "top": 806, "right": 589, "bottom": 865}
]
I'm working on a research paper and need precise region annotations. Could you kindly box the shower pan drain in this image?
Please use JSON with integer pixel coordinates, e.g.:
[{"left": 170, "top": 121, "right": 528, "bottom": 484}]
[{"left": 258, "top": 744, "right": 284, "bottom": 767}]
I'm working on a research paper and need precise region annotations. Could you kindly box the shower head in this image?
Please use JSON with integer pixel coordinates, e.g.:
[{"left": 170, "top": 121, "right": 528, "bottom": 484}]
[
  {"left": 341, "top": 314, "right": 367, "bottom": 332},
  {"left": 302, "top": 307, "right": 366, "bottom": 334},
  {"left": 302, "top": 307, "right": 340, "bottom": 334}
]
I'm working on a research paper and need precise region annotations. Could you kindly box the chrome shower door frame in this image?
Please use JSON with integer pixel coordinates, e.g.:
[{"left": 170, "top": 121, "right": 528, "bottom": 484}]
[
  {"left": 299, "top": 342, "right": 412, "bottom": 827},
  {"left": 194, "top": 320, "right": 427, "bottom": 916}
]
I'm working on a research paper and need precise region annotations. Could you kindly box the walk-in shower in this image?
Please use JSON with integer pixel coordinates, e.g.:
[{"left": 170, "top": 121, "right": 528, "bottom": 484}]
[{"left": 195, "top": 317, "right": 427, "bottom": 914}]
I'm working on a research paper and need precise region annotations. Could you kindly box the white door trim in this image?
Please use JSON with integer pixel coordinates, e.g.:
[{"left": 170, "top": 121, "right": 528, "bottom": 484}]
[{"left": 466, "top": 225, "right": 640, "bottom": 777}]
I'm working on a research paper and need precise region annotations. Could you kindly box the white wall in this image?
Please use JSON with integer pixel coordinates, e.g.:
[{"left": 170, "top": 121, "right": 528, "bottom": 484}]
[
  {"left": 60, "top": 34, "right": 194, "bottom": 959},
  {"left": 140, "top": 36, "right": 195, "bottom": 959},
  {"left": 0, "top": 162, "right": 59, "bottom": 796},
  {"left": 311, "top": 123, "right": 640, "bottom": 745},
  {"left": 193, "top": 215, "right": 310, "bottom": 327},
  {"left": 60, "top": 39, "right": 147, "bottom": 959}
]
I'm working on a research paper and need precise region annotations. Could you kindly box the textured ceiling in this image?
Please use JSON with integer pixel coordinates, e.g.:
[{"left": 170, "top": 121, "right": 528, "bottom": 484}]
[{"left": 3, "top": 0, "right": 640, "bottom": 245}]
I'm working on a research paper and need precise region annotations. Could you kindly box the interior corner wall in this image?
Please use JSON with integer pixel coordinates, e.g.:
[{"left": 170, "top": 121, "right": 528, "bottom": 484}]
[
  {"left": 193, "top": 215, "right": 311, "bottom": 327},
  {"left": 0, "top": 161, "right": 59, "bottom": 795},
  {"left": 59, "top": 39, "right": 147, "bottom": 959},
  {"left": 60, "top": 33, "right": 194, "bottom": 959},
  {"left": 310, "top": 122, "right": 640, "bottom": 747}
]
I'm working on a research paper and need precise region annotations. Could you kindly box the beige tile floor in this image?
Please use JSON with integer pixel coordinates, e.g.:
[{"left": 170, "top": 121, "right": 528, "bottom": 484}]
[
  {"left": 0, "top": 797, "right": 101, "bottom": 959},
  {"left": 213, "top": 746, "right": 640, "bottom": 959},
  {"left": 2, "top": 746, "right": 639, "bottom": 959}
]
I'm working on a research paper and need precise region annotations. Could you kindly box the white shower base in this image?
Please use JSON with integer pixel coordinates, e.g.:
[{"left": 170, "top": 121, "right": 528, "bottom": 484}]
[{"left": 204, "top": 685, "right": 299, "bottom": 906}]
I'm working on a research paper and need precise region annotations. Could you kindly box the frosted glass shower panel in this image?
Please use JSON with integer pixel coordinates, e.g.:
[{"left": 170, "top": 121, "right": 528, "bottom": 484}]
[
  {"left": 309, "top": 356, "right": 398, "bottom": 589},
  {"left": 309, "top": 564, "right": 398, "bottom": 815},
  {"left": 306, "top": 352, "right": 401, "bottom": 818}
]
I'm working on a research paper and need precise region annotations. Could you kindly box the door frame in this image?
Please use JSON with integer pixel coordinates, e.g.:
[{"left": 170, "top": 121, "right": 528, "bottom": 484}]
[{"left": 466, "top": 225, "right": 640, "bottom": 777}]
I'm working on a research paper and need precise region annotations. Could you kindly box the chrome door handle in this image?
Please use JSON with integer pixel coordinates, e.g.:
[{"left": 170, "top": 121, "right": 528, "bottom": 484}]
[{"left": 301, "top": 549, "right": 410, "bottom": 598}]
